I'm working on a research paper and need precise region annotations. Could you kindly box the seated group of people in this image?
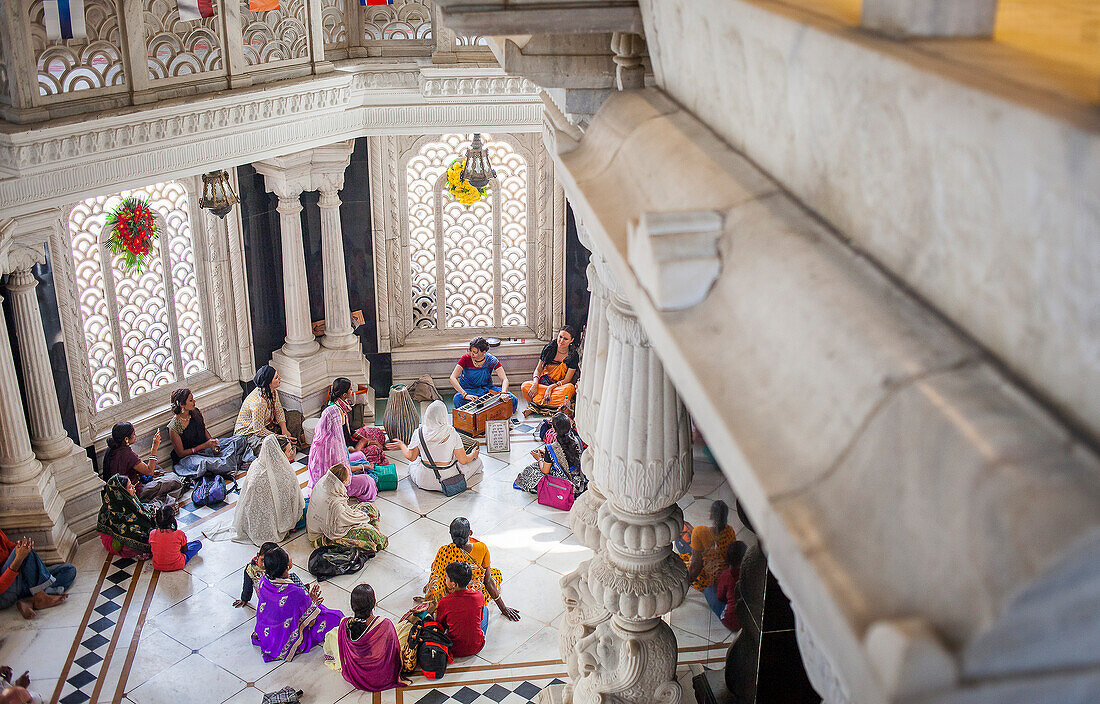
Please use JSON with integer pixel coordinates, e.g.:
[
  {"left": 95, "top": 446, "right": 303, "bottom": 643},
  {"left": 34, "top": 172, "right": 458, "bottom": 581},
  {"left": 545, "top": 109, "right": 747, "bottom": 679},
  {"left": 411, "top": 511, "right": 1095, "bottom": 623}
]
[
  {"left": 681, "top": 500, "right": 746, "bottom": 632},
  {"left": 449, "top": 327, "right": 581, "bottom": 417},
  {"left": 232, "top": 517, "right": 519, "bottom": 692}
]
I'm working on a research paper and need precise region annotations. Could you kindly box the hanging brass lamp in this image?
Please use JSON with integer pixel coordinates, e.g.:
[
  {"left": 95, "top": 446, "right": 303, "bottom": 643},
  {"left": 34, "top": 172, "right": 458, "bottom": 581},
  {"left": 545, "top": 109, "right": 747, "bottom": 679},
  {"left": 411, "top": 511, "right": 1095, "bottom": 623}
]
[
  {"left": 460, "top": 133, "right": 496, "bottom": 190},
  {"left": 199, "top": 170, "right": 240, "bottom": 219}
]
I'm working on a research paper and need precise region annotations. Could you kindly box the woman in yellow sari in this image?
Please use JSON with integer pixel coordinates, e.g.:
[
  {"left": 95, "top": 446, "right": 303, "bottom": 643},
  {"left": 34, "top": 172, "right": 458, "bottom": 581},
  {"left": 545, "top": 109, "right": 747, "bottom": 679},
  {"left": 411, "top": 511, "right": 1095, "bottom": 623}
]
[
  {"left": 522, "top": 326, "right": 580, "bottom": 413},
  {"left": 422, "top": 518, "right": 520, "bottom": 621}
]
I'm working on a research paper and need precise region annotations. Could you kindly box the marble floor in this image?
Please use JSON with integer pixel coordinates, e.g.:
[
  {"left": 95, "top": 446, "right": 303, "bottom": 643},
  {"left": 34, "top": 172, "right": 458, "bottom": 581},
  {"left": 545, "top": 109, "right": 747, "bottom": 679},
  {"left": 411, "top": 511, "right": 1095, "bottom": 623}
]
[{"left": 0, "top": 422, "right": 740, "bottom": 704}]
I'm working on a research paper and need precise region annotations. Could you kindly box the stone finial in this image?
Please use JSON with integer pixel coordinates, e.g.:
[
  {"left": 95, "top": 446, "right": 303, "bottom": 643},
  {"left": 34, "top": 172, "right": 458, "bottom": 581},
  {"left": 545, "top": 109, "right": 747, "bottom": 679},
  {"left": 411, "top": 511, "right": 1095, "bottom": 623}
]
[{"left": 627, "top": 211, "right": 724, "bottom": 311}]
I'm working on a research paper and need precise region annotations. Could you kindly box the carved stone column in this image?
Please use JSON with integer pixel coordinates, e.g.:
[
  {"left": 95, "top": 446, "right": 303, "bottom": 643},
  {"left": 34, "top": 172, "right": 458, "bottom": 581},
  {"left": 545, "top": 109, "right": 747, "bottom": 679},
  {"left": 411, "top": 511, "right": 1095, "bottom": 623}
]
[
  {"left": 6, "top": 253, "right": 72, "bottom": 460},
  {"left": 561, "top": 291, "right": 693, "bottom": 704},
  {"left": 0, "top": 292, "right": 41, "bottom": 485},
  {"left": 317, "top": 183, "right": 357, "bottom": 351},
  {"left": 276, "top": 193, "right": 320, "bottom": 358}
]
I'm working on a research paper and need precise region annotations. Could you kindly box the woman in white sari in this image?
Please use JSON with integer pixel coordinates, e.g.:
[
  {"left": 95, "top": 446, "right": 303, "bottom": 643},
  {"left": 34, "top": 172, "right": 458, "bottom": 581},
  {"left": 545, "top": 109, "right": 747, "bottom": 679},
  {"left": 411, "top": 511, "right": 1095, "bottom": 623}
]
[
  {"left": 390, "top": 400, "right": 483, "bottom": 492},
  {"left": 234, "top": 435, "right": 305, "bottom": 546}
]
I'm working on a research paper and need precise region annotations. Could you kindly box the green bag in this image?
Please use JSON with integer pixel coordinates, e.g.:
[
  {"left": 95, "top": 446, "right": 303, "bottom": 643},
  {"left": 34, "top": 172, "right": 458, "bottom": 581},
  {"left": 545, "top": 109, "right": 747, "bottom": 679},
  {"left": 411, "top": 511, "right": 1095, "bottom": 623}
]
[{"left": 369, "top": 463, "right": 398, "bottom": 491}]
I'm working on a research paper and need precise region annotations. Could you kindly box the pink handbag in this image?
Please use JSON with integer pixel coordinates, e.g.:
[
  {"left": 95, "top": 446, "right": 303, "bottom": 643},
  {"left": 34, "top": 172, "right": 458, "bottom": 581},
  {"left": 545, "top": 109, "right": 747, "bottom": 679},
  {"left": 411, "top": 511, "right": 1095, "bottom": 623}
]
[{"left": 537, "top": 474, "right": 575, "bottom": 510}]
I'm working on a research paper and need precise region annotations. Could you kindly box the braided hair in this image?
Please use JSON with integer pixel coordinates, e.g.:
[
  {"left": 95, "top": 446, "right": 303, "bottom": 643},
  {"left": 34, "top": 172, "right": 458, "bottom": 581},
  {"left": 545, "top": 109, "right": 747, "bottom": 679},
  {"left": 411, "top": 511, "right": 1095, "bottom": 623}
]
[{"left": 551, "top": 412, "right": 580, "bottom": 470}]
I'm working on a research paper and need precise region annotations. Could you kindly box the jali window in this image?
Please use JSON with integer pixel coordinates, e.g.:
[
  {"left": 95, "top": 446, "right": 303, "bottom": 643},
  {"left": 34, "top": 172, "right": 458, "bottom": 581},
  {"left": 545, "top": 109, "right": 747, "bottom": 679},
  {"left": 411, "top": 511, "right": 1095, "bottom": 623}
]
[
  {"left": 68, "top": 180, "right": 207, "bottom": 411},
  {"left": 406, "top": 133, "right": 528, "bottom": 331}
]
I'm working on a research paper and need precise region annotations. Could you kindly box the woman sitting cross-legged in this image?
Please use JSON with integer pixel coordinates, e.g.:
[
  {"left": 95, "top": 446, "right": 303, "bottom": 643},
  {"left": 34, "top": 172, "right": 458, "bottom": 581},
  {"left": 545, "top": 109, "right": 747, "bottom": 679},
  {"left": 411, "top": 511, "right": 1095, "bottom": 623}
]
[
  {"left": 324, "top": 584, "right": 410, "bottom": 691},
  {"left": 234, "top": 435, "right": 305, "bottom": 546},
  {"left": 149, "top": 505, "right": 202, "bottom": 572},
  {"left": 0, "top": 529, "right": 75, "bottom": 620},
  {"left": 167, "top": 388, "right": 248, "bottom": 480},
  {"left": 306, "top": 464, "right": 388, "bottom": 553},
  {"left": 104, "top": 423, "right": 184, "bottom": 508},
  {"left": 390, "top": 400, "right": 482, "bottom": 493},
  {"left": 449, "top": 337, "right": 518, "bottom": 415},
  {"left": 309, "top": 395, "right": 378, "bottom": 503},
  {"left": 235, "top": 365, "right": 293, "bottom": 460},
  {"left": 685, "top": 500, "right": 737, "bottom": 593},
  {"left": 521, "top": 326, "right": 580, "bottom": 414},
  {"left": 514, "top": 412, "right": 588, "bottom": 496},
  {"left": 421, "top": 518, "right": 520, "bottom": 621},
  {"left": 328, "top": 378, "right": 387, "bottom": 466},
  {"left": 252, "top": 546, "right": 344, "bottom": 662},
  {"left": 97, "top": 475, "right": 157, "bottom": 559}
]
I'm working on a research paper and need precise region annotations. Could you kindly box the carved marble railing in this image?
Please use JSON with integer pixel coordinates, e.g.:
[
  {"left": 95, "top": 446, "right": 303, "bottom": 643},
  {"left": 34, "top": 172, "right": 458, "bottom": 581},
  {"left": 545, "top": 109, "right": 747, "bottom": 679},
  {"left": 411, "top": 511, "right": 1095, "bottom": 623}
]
[{"left": 0, "top": 0, "right": 490, "bottom": 123}]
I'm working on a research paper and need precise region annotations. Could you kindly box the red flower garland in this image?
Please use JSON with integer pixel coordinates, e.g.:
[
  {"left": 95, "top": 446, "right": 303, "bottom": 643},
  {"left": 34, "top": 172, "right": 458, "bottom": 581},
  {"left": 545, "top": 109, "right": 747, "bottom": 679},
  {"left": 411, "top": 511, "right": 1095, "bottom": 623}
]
[{"left": 105, "top": 197, "right": 160, "bottom": 274}]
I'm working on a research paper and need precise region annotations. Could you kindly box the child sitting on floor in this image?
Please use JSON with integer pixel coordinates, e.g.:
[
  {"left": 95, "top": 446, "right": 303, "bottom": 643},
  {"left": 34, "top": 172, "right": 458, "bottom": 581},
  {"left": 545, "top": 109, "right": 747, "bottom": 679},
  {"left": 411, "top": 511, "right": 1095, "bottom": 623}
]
[
  {"left": 233, "top": 541, "right": 304, "bottom": 607},
  {"left": 148, "top": 505, "right": 202, "bottom": 572},
  {"left": 435, "top": 561, "right": 487, "bottom": 658},
  {"left": 708, "top": 541, "right": 747, "bottom": 632}
]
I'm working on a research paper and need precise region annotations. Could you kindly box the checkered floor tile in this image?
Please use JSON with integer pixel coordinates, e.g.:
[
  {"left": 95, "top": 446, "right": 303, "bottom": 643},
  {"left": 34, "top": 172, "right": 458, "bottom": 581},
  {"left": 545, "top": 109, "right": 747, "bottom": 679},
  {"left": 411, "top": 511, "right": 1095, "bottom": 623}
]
[
  {"left": 409, "top": 678, "right": 566, "bottom": 704},
  {"left": 56, "top": 557, "right": 141, "bottom": 704}
]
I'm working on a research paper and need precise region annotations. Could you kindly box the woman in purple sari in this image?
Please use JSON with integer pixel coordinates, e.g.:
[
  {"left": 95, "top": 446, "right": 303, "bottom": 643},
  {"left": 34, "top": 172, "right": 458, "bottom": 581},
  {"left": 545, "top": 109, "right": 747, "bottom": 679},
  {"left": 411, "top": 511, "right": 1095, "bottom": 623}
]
[
  {"left": 252, "top": 546, "right": 343, "bottom": 662},
  {"left": 308, "top": 403, "right": 378, "bottom": 502},
  {"left": 324, "top": 584, "right": 409, "bottom": 691}
]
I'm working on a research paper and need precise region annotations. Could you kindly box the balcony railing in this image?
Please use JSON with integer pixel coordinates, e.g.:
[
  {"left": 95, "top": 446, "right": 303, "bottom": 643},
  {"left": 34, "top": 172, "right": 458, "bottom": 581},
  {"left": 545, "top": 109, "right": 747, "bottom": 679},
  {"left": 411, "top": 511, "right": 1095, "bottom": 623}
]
[{"left": 0, "top": 0, "right": 490, "bottom": 123}]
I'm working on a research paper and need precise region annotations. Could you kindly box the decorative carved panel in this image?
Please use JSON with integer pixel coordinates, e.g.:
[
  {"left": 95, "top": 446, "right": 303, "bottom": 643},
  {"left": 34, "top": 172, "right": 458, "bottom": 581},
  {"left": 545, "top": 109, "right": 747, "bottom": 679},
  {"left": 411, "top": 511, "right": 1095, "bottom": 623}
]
[
  {"left": 145, "top": 0, "right": 224, "bottom": 81},
  {"left": 372, "top": 131, "right": 559, "bottom": 351},
  {"left": 240, "top": 0, "right": 309, "bottom": 66},
  {"left": 31, "top": 0, "right": 127, "bottom": 97},
  {"left": 320, "top": 0, "right": 348, "bottom": 50},
  {"left": 403, "top": 134, "right": 530, "bottom": 331},
  {"left": 66, "top": 180, "right": 207, "bottom": 411},
  {"left": 363, "top": 0, "right": 432, "bottom": 41}
]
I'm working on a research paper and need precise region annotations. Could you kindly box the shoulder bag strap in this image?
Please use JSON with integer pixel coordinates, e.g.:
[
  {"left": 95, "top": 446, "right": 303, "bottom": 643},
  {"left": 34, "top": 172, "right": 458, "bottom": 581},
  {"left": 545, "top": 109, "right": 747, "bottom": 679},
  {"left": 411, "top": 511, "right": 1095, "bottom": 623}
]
[{"left": 419, "top": 429, "right": 444, "bottom": 484}]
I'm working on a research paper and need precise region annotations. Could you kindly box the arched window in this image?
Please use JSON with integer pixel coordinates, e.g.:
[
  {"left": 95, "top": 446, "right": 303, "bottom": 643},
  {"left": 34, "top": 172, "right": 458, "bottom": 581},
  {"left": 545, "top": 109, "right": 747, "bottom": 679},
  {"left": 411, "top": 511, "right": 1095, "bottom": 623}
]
[
  {"left": 67, "top": 180, "right": 207, "bottom": 411},
  {"left": 405, "top": 133, "right": 529, "bottom": 331}
]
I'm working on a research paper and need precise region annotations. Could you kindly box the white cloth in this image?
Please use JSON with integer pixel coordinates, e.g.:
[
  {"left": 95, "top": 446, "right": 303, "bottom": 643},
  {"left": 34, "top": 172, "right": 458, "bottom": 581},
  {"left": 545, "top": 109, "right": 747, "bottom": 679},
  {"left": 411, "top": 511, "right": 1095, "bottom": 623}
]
[
  {"left": 407, "top": 402, "right": 482, "bottom": 491},
  {"left": 306, "top": 468, "right": 374, "bottom": 541},
  {"left": 233, "top": 435, "right": 304, "bottom": 546}
]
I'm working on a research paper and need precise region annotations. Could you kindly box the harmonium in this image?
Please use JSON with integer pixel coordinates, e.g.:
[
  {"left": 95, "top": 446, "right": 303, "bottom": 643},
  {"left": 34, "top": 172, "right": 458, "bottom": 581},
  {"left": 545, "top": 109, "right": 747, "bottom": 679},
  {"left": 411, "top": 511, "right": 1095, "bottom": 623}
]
[{"left": 453, "top": 393, "right": 511, "bottom": 437}]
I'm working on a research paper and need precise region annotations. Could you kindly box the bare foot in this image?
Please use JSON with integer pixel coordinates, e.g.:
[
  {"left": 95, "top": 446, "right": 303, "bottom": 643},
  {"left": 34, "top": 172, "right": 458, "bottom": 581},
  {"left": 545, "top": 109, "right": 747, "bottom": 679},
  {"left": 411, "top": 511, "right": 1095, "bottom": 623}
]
[
  {"left": 16, "top": 599, "right": 35, "bottom": 620},
  {"left": 30, "top": 591, "right": 67, "bottom": 610}
]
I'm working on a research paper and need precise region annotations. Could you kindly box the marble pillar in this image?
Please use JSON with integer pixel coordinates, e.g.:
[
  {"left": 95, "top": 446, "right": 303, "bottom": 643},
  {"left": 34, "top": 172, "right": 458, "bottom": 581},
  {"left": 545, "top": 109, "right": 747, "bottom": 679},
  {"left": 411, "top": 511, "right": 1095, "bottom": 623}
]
[
  {"left": 318, "top": 184, "right": 358, "bottom": 351},
  {"left": 0, "top": 292, "right": 42, "bottom": 485},
  {"left": 276, "top": 193, "right": 320, "bottom": 357},
  {"left": 7, "top": 263, "right": 73, "bottom": 460},
  {"left": 560, "top": 284, "right": 693, "bottom": 704}
]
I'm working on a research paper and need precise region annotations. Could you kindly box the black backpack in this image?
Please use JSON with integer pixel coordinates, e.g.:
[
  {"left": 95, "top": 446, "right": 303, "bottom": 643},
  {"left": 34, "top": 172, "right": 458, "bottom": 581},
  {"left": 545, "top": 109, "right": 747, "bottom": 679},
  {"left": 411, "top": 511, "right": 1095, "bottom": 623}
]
[
  {"left": 409, "top": 619, "right": 453, "bottom": 679},
  {"left": 306, "top": 545, "right": 374, "bottom": 581}
]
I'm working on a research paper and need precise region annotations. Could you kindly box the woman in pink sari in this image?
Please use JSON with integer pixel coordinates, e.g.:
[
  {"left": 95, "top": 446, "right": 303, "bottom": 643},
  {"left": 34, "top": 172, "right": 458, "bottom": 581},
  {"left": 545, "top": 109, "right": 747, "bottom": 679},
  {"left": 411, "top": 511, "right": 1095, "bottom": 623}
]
[
  {"left": 252, "top": 546, "right": 343, "bottom": 662},
  {"left": 308, "top": 403, "right": 378, "bottom": 502},
  {"left": 324, "top": 584, "right": 409, "bottom": 691}
]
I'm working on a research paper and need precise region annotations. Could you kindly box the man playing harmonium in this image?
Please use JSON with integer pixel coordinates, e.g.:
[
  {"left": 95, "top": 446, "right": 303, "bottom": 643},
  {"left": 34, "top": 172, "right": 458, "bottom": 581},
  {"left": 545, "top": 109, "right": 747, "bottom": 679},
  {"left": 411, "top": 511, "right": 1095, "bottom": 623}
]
[{"left": 449, "top": 337, "right": 519, "bottom": 416}]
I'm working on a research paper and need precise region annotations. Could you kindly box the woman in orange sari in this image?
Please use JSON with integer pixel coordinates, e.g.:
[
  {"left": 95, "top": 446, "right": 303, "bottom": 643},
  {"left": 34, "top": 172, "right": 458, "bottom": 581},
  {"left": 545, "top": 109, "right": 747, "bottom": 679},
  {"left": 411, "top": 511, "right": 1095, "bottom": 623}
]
[
  {"left": 522, "top": 326, "right": 579, "bottom": 413},
  {"left": 421, "top": 518, "right": 520, "bottom": 621}
]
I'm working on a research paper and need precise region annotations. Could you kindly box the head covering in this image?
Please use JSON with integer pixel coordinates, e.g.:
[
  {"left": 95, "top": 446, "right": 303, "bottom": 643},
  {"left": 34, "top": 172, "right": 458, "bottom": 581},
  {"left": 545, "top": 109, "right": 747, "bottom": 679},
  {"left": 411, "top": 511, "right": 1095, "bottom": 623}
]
[
  {"left": 235, "top": 434, "right": 305, "bottom": 546},
  {"left": 96, "top": 474, "right": 156, "bottom": 553},
  {"left": 254, "top": 365, "right": 276, "bottom": 390},
  {"left": 420, "top": 400, "right": 454, "bottom": 445},
  {"left": 306, "top": 468, "right": 376, "bottom": 541},
  {"left": 335, "top": 617, "right": 405, "bottom": 691},
  {"left": 308, "top": 404, "right": 352, "bottom": 488}
]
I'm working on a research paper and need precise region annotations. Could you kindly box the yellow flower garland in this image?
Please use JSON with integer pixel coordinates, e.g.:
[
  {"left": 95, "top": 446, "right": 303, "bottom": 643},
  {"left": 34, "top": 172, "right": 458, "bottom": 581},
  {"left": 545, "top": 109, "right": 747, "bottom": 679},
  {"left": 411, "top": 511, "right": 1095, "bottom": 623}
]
[{"left": 446, "top": 160, "right": 489, "bottom": 207}]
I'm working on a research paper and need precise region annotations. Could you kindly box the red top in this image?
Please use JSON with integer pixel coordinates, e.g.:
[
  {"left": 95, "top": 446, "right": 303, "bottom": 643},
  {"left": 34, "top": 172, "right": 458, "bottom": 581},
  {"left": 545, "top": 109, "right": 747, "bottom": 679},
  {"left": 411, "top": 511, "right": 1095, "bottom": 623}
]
[
  {"left": 436, "top": 588, "right": 486, "bottom": 657},
  {"left": 0, "top": 530, "right": 17, "bottom": 593},
  {"left": 457, "top": 353, "right": 500, "bottom": 372},
  {"left": 714, "top": 566, "right": 740, "bottom": 631},
  {"left": 149, "top": 529, "right": 187, "bottom": 572}
]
